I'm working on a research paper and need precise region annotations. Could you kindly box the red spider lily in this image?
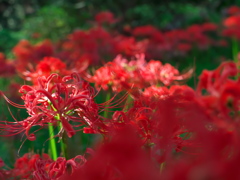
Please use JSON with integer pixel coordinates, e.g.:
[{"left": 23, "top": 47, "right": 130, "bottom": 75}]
[
  {"left": 143, "top": 60, "right": 192, "bottom": 85},
  {"left": 0, "top": 73, "right": 104, "bottom": 140},
  {"left": 57, "top": 27, "right": 117, "bottom": 66},
  {"left": 10, "top": 153, "right": 51, "bottom": 179},
  {"left": 183, "top": 63, "right": 240, "bottom": 147},
  {"left": 216, "top": 39, "right": 228, "bottom": 47},
  {"left": 132, "top": 25, "right": 159, "bottom": 38},
  {"left": 13, "top": 39, "right": 54, "bottom": 73},
  {"left": 106, "top": 85, "right": 195, "bottom": 162},
  {"left": 7, "top": 82, "right": 21, "bottom": 97},
  {"left": 139, "top": 23, "right": 221, "bottom": 60},
  {"left": 142, "top": 85, "right": 192, "bottom": 107},
  {"left": 196, "top": 61, "right": 240, "bottom": 124},
  {"left": 223, "top": 15, "right": 240, "bottom": 28},
  {"left": 94, "top": 11, "right": 118, "bottom": 25},
  {"left": 88, "top": 54, "right": 192, "bottom": 92},
  {"left": 227, "top": 5, "right": 240, "bottom": 15},
  {"left": 61, "top": 127, "right": 160, "bottom": 180},
  {"left": 186, "top": 24, "right": 214, "bottom": 49},
  {"left": 133, "top": 70, "right": 240, "bottom": 178},
  {"left": 34, "top": 155, "right": 87, "bottom": 180},
  {"left": 114, "top": 36, "right": 147, "bottom": 57},
  {"left": 159, "top": 94, "right": 240, "bottom": 180},
  {"left": 176, "top": 43, "right": 192, "bottom": 53},
  {"left": 2, "top": 152, "right": 86, "bottom": 179},
  {"left": 0, "top": 53, "right": 16, "bottom": 77},
  {"left": 0, "top": 158, "right": 11, "bottom": 179},
  {"left": 140, "top": 85, "right": 196, "bottom": 163},
  {"left": 197, "top": 61, "right": 237, "bottom": 96},
  {"left": 153, "top": 97, "right": 195, "bottom": 162},
  {"left": 219, "top": 81, "right": 240, "bottom": 118},
  {"left": 201, "top": 22, "right": 218, "bottom": 32},
  {"left": 22, "top": 56, "right": 70, "bottom": 84},
  {"left": 222, "top": 28, "right": 240, "bottom": 40},
  {"left": 110, "top": 101, "right": 152, "bottom": 144},
  {"left": 32, "top": 155, "right": 53, "bottom": 180},
  {"left": 164, "top": 29, "right": 191, "bottom": 45},
  {"left": 60, "top": 67, "right": 240, "bottom": 179},
  {"left": 222, "top": 14, "right": 240, "bottom": 40}
]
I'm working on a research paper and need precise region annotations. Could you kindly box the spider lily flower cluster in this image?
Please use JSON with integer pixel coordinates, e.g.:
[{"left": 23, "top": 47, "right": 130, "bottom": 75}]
[
  {"left": 0, "top": 72, "right": 103, "bottom": 141},
  {"left": 0, "top": 8, "right": 231, "bottom": 81},
  {"left": 0, "top": 152, "right": 86, "bottom": 179},
  {"left": 88, "top": 54, "right": 192, "bottom": 92},
  {"left": 0, "top": 60, "right": 240, "bottom": 179},
  {"left": 1, "top": 5, "right": 240, "bottom": 180}
]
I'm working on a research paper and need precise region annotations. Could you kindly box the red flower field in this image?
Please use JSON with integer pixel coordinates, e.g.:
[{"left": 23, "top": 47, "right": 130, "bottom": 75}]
[{"left": 0, "top": 5, "right": 240, "bottom": 180}]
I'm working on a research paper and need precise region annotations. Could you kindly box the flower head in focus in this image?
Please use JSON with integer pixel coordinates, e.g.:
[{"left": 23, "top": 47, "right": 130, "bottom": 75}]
[{"left": 0, "top": 73, "right": 103, "bottom": 140}]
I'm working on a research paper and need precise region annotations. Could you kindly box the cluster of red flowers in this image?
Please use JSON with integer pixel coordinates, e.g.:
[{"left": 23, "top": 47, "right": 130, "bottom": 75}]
[
  {"left": 131, "top": 22, "right": 225, "bottom": 59},
  {"left": 222, "top": 5, "right": 240, "bottom": 39},
  {"left": 56, "top": 26, "right": 117, "bottom": 66},
  {"left": 0, "top": 153, "right": 86, "bottom": 179},
  {"left": 2, "top": 10, "right": 230, "bottom": 82},
  {"left": 23, "top": 57, "right": 70, "bottom": 84},
  {"left": 88, "top": 54, "right": 192, "bottom": 92},
  {"left": 13, "top": 40, "right": 54, "bottom": 74},
  {"left": 0, "top": 73, "right": 104, "bottom": 140},
  {"left": 1, "top": 60, "right": 240, "bottom": 179},
  {"left": 0, "top": 53, "right": 15, "bottom": 77},
  {"left": 1, "top": 5, "right": 240, "bottom": 180}
]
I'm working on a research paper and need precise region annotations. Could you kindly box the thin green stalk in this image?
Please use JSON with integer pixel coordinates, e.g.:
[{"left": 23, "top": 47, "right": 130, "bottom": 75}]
[
  {"left": 123, "top": 95, "right": 132, "bottom": 111},
  {"left": 103, "top": 92, "right": 111, "bottom": 118},
  {"left": 232, "top": 38, "right": 240, "bottom": 79},
  {"left": 48, "top": 123, "right": 57, "bottom": 160},
  {"left": 51, "top": 104, "right": 68, "bottom": 159},
  {"left": 232, "top": 38, "right": 239, "bottom": 63},
  {"left": 58, "top": 123, "right": 67, "bottom": 159}
]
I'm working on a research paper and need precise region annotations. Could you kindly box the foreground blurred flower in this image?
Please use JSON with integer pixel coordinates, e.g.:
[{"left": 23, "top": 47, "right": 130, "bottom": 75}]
[
  {"left": 0, "top": 73, "right": 103, "bottom": 140},
  {"left": 61, "top": 127, "right": 160, "bottom": 180}
]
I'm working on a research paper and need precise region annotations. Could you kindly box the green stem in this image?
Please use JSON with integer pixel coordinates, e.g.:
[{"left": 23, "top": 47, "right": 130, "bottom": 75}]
[
  {"left": 123, "top": 95, "right": 132, "bottom": 111},
  {"left": 232, "top": 38, "right": 239, "bottom": 63},
  {"left": 51, "top": 104, "right": 68, "bottom": 159},
  {"left": 103, "top": 91, "right": 111, "bottom": 118},
  {"left": 232, "top": 38, "right": 239, "bottom": 79},
  {"left": 58, "top": 123, "right": 67, "bottom": 159},
  {"left": 48, "top": 123, "right": 57, "bottom": 160}
]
